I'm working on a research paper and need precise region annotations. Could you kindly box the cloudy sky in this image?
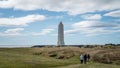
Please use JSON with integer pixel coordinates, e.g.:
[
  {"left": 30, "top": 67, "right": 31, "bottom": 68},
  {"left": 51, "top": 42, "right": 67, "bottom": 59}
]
[{"left": 0, "top": 0, "right": 120, "bottom": 47}]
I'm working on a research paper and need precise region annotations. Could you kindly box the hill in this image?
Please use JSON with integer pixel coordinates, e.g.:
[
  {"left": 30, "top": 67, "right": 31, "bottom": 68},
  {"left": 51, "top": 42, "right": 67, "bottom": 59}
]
[{"left": 0, "top": 46, "right": 120, "bottom": 68}]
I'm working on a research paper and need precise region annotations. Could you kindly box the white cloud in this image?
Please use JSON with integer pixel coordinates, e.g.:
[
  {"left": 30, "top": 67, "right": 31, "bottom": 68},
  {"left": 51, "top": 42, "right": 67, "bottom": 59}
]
[
  {"left": 5, "top": 28, "right": 24, "bottom": 34},
  {"left": 0, "top": 28, "right": 54, "bottom": 36},
  {"left": 31, "top": 29, "right": 54, "bottom": 36},
  {"left": 72, "top": 21, "right": 117, "bottom": 28},
  {"left": 0, "top": 28, "right": 24, "bottom": 36},
  {"left": 104, "top": 10, "right": 120, "bottom": 17},
  {"left": 0, "top": 0, "right": 120, "bottom": 15},
  {"left": 48, "top": 16, "right": 63, "bottom": 19},
  {"left": 65, "top": 21, "right": 120, "bottom": 36},
  {"left": 81, "top": 14, "right": 102, "bottom": 20},
  {"left": 0, "top": 14, "right": 46, "bottom": 26}
]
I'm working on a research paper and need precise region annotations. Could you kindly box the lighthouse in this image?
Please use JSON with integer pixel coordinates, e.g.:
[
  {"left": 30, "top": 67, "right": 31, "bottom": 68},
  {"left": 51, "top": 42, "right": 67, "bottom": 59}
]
[{"left": 57, "top": 22, "right": 65, "bottom": 46}]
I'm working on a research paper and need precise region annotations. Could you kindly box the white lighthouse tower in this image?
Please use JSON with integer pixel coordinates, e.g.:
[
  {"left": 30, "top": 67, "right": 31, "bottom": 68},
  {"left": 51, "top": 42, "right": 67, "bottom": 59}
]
[{"left": 57, "top": 22, "right": 65, "bottom": 46}]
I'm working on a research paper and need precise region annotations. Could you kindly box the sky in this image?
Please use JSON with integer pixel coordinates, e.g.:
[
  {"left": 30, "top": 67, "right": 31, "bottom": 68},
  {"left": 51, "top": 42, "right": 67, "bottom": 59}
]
[{"left": 0, "top": 0, "right": 120, "bottom": 47}]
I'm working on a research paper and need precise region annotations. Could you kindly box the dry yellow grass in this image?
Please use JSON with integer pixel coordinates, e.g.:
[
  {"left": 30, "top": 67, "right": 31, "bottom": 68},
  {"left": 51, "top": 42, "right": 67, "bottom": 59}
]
[
  {"left": 31, "top": 47, "right": 104, "bottom": 59},
  {"left": 31, "top": 46, "right": 120, "bottom": 65}
]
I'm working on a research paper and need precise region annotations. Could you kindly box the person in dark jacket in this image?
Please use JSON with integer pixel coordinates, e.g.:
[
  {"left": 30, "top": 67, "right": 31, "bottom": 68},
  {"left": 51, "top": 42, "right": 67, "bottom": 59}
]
[
  {"left": 87, "top": 54, "right": 90, "bottom": 61},
  {"left": 84, "top": 54, "right": 87, "bottom": 64}
]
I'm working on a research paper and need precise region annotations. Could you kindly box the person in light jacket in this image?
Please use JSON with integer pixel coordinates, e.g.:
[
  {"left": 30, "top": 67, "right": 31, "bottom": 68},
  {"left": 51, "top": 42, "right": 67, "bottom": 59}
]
[{"left": 80, "top": 54, "right": 84, "bottom": 64}]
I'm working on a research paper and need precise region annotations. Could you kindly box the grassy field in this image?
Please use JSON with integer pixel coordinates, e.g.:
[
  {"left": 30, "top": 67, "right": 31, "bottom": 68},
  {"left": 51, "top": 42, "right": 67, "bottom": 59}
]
[
  {"left": 0, "top": 47, "right": 120, "bottom": 68},
  {"left": 57, "top": 62, "right": 120, "bottom": 68}
]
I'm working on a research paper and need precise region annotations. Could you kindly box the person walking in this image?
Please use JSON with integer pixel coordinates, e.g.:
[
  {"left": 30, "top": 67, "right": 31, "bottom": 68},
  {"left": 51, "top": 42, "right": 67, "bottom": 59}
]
[
  {"left": 84, "top": 54, "right": 87, "bottom": 64},
  {"left": 87, "top": 54, "right": 90, "bottom": 61},
  {"left": 80, "top": 54, "right": 84, "bottom": 64}
]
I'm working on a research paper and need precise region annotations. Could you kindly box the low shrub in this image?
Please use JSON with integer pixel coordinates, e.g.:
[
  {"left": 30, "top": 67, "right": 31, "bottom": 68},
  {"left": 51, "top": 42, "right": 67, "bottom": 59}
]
[
  {"left": 113, "top": 60, "right": 120, "bottom": 65},
  {"left": 56, "top": 55, "right": 64, "bottom": 59},
  {"left": 92, "top": 50, "right": 120, "bottom": 65},
  {"left": 49, "top": 53, "right": 57, "bottom": 57}
]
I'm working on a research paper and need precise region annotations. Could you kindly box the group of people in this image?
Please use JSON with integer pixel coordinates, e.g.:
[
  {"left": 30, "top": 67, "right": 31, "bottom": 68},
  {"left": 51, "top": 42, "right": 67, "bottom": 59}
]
[{"left": 80, "top": 54, "right": 90, "bottom": 64}]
